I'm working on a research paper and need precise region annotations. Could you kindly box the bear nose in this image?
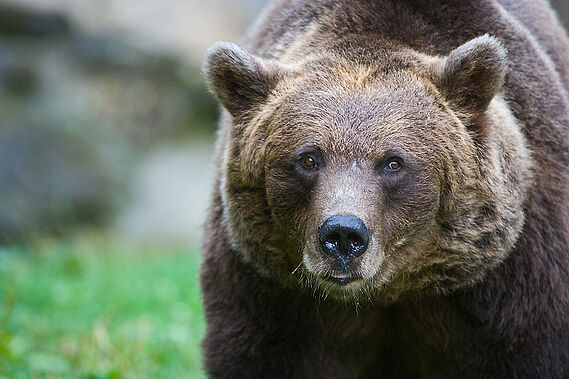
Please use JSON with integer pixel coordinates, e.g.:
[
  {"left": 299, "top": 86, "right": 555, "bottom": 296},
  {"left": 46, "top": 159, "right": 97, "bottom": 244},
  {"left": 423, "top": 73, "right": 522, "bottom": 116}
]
[{"left": 318, "top": 215, "right": 370, "bottom": 261}]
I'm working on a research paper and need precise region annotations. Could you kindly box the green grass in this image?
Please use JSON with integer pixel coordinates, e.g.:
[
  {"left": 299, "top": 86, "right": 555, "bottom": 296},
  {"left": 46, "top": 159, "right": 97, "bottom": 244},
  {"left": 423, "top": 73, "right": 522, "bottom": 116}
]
[{"left": 0, "top": 239, "right": 205, "bottom": 378}]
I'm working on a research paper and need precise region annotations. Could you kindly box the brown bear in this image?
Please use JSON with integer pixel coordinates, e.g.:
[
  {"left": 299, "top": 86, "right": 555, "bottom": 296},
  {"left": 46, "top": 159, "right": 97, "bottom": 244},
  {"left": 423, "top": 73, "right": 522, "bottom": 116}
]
[{"left": 201, "top": 0, "right": 569, "bottom": 377}]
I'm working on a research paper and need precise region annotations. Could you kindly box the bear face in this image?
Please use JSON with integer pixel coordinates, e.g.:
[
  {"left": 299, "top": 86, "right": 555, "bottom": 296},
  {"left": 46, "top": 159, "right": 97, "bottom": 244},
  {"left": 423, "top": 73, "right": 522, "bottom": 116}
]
[
  {"left": 262, "top": 72, "right": 446, "bottom": 299},
  {"left": 205, "top": 35, "right": 533, "bottom": 303}
]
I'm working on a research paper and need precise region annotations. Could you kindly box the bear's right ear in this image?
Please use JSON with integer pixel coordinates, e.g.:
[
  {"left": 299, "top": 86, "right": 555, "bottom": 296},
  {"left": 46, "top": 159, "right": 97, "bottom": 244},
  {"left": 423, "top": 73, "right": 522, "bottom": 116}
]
[{"left": 204, "top": 42, "right": 285, "bottom": 120}]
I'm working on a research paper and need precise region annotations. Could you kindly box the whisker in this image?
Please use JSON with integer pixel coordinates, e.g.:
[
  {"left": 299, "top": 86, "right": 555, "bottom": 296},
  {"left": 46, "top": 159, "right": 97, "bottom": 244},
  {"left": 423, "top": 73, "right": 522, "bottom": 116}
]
[
  {"left": 290, "top": 261, "right": 303, "bottom": 276},
  {"left": 353, "top": 298, "right": 361, "bottom": 314}
]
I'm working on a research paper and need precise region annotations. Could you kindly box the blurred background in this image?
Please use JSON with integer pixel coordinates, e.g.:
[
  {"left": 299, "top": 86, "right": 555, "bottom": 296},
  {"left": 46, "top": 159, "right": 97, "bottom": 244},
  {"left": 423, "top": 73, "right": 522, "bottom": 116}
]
[
  {"left": 0, "top": 0, "right": 268, "bottom": 377},
  {"left": 0, "top": 0, "right": 568, "bottom": 377},
  {"left": 0, "top": 0, "right": 268, "bottom": 247}
]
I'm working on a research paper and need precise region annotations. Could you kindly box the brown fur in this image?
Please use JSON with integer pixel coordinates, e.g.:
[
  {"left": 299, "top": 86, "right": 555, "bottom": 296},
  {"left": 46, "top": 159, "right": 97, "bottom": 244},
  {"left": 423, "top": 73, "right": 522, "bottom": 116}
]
[{"left": 201, "top": 0, "right": 569, "bottom": 377}]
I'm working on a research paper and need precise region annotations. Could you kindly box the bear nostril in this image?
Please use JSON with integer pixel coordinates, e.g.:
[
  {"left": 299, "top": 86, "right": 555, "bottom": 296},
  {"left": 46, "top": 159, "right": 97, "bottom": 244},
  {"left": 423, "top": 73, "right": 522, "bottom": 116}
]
[
  {"left": 348, "top": 232, "right": 364, "bottom": 248},
  {"left": 325, "top": 232, "right": 340, "bottom": 251},
  {"left": 318, "top": 215, "right": 370, "bottom": 260}
]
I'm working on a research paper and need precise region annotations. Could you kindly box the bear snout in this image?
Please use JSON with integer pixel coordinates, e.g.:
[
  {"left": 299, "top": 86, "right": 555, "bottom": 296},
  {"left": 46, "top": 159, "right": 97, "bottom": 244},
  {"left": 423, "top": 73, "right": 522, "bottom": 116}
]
[{"left": 317, "top": 215, "right": 370, "bottom": 263}]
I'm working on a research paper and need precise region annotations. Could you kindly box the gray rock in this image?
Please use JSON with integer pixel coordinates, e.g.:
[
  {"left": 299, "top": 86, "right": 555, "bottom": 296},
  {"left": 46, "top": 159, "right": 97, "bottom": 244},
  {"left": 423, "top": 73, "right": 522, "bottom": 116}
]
[{"left": 0, "top": 124, "right": 116, "bottom": 243}]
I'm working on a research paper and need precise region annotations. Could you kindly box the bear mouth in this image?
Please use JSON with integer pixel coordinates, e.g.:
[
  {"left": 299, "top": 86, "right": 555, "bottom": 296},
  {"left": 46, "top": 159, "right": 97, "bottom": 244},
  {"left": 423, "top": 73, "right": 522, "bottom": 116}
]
[{"left": 323, "top": 272, "right": 362, "bottom": 286}]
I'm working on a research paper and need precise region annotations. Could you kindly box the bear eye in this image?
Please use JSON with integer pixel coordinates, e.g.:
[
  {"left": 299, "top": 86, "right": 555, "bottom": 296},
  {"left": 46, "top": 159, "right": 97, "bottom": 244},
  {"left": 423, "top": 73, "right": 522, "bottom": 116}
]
[
  {"left": 384, "top": 158, "right": 403, "bottom": 172},
  {"left": 299, "top": 154, "right": 318, "bottom": 169}
]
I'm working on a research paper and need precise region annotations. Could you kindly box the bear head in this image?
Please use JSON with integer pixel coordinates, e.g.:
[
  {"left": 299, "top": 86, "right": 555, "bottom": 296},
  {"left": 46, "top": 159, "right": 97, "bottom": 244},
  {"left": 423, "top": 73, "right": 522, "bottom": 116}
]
[{"left": 204, "top": 35, "right": 533, "bottom": 303}]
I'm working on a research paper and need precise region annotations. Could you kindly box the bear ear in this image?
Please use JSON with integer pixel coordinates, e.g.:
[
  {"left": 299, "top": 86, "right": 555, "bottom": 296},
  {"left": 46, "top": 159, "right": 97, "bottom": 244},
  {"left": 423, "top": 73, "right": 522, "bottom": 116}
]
[
  {"left": 203, "top": 41, "right": 285, "bottom": 120},
  {"left": 435, "top": 35, "right": 507, "bottom": 117}
]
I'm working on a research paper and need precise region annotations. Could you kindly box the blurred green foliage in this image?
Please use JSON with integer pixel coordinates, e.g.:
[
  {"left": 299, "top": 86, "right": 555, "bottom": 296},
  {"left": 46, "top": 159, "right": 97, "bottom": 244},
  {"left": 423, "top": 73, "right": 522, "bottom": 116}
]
[{"left": 0, "top": 240, "right": 205, "bottom": 378}]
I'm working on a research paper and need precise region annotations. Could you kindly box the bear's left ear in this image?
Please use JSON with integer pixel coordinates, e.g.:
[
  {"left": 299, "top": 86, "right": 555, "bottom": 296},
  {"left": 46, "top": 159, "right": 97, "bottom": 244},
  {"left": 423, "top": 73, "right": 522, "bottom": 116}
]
[
  {"left": 434, "top": 35, "right": 507, "bottom": 117},
  {"left": 204, "top": 42, "right": 286, "bottom": 120}
]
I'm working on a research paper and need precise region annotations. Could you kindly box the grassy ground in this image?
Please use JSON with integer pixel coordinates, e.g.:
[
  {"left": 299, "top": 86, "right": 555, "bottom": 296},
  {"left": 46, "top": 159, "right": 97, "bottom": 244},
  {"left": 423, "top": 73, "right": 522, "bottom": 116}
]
[{"left": 0, "top": 238, "right": 205, "bottom": 378}]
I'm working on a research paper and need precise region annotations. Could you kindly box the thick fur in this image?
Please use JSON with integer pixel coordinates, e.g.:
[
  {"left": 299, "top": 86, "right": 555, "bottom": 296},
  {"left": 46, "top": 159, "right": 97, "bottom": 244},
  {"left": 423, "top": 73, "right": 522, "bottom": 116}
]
[{"left": 201, "top": 0, "right": 569, "bottom": 377}]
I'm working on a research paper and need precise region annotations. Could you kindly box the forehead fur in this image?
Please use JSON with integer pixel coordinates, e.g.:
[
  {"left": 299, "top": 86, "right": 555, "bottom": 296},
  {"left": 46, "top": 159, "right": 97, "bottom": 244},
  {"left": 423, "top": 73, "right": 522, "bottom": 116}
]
[{"left": 260, "top": 57, "right": 472, "bottom": 165}]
